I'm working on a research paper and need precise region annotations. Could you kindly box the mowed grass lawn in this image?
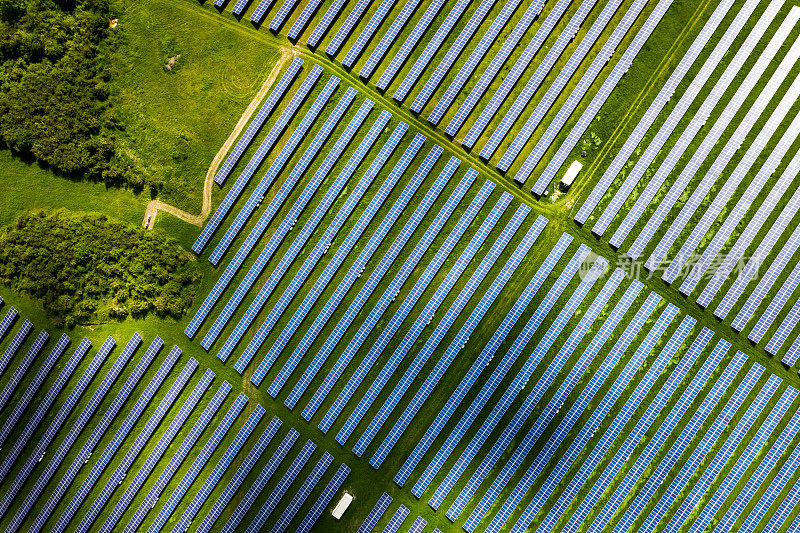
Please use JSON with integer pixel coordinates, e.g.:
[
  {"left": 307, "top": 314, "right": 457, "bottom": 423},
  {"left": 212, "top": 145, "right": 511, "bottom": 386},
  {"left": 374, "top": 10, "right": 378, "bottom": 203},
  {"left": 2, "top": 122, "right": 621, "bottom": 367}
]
[{"left": 109, "top": 0, "right": 285, "bottom": 213}]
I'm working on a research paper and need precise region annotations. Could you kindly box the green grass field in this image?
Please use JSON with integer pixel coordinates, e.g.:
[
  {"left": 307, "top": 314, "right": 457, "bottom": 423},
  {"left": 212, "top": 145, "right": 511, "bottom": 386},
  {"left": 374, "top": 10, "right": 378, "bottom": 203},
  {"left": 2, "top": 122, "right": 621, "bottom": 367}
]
[{"left": 2, "top": 0, "right": 800, "bottom": 531}]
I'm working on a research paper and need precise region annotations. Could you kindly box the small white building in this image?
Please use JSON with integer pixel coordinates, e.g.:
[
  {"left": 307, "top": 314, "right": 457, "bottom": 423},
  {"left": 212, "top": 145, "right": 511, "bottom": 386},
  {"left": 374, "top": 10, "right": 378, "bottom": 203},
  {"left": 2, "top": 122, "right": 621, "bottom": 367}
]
[
  {"left": 331, "top": 492, "right": 354, "bottom": 520},
  {"left": 559, "top": 160, "right": 583, "bottom": 192}
]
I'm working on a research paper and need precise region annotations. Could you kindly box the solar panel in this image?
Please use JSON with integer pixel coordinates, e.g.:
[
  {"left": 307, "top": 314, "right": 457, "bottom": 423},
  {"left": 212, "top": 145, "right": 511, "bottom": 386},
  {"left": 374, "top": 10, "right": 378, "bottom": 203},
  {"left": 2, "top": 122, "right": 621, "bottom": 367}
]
[
  {"left": 409, "top": 260, "right": 619, "bottom": 496},
  {"left": 52, "top": 339, "right": 175, "bottom": 533},
  {"left": 445, "top": 0, "right": 546, "bottom": 136},
  {"left": 295, "top": 463, "right": 350, "bottom": 533},
  {"left": 300, "top": 167, "right": 475, "bottom": 421},
  {"left": 622, "top": 11, "right": 796, "bottom": 259},
  {"left": 307, "top": 0, "right": 347, "bottom": 47},
  {"left": 269, "top": 0, "right": 298, "bottom": 30},
  {"left": 0, "top": 307, "right": 18, "bottom": 344},
  {"left": 472, "top": 299, "right": 676, "bottom": 533},
  {"left": 222, "top": 428, "right": 300, "bottom": 532},
  {"left": 271, "top": 451, "right": 333, "bottom": 533},
  {"left": 342, "top": 0, "right": 398, "bottom": 68},
  {"left": 243, "top": 123, "right": 411, "bottom": 383},
  {"left": 224, "top": 109, "right": 389, "bottom": 368},
  {"left": 268, "top": 142, "right": 440, "bottom": 397},
  {"left": 283, "top": 156, "right": 459, "bottom": 408},
  {"left": 0, "top": 330, "right": 54, "bottom": 414},
  {"left": 383, "top": 505, "right": 409, "bottom": 533},
  {"left": 343, "top": 193, "right": 513, "bottom": 452},
  {"left": 360, "top": 0, "right": 423, "bottom": 78},
  {"left": 635, "top": 355, "right": 759, "bottom": 533},
  {"left": 578, "top": 0, "right": 746, "bottom": 226},
  {"left": 148, "top": 393, "right": 249, "bottom": 533},
  {"left": 0, "top": 335, "right": 92, "bottom": 488},
  {"left": 27, "top": 333, "right": 144, "bottom": 533},
  {"left": 426, "top": 0, "right": 528, "bottom": 123},
  {"left": 395, "top": 0, "right": 474, "bottom": 103},
  {"left": 213, "top": 58, "right": 302, "bottom": 186},
  {"left": 185, "top": 87, "right": 354, "bottom": 343},
  {"left": 375, "top": 0, "right": 446, "bottom": 90},
  {"left": 358, "top": 493, "right": 393, "bottom": 533},
  {"left": 77, "top": 353, "right": 196, "bottom": 533},
  {"left": 124, "top": 381, "right": 231, "bottom": 533},
  {"left": 408, "top": 516, "right": 427, "bottom": 533},
  {"left": 231, "top": 0, "right": 251, "bottom": 16},
  {"left": 372, "top": 208, "right": 543, "bottom": 467},
  {"left": 326, "top": 0, "right": 373, "bottom": 56},
  {"left": 193, "top": 66, "right": 321, "bottom": 255},
  {"left": 661, "top": 375, "right": 780, "bottom": 533},
  {"left": 0, "top": 319, "right": 32, "bottom": 375},
  {"left": 527, "top": 0, "right": 681, "bottom": 192},
  {"left": 251, "top": 0, "right": 276, "bottom": 23},
  {"left": 209, "top": 67, "right": 333, "bottom": 265},
  {"left": 197, "top": 416, "right": 282, "bottom": 533},
  {"left": 288, "top": 0, "right": 322, "bottom": 39},
  {"left": 99, "top": 369, "right": 215, "bottom": 533},
  {"left": 431, "top": 244, "right": 609, "bottom": 510}
]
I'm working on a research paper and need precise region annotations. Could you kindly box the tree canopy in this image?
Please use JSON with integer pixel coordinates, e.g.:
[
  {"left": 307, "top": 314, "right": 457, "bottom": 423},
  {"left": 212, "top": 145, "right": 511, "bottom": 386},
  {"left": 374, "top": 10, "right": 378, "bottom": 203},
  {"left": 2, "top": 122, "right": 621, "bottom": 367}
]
[{"left": 0, "top": 209, "right": 201, "bottom": 326}]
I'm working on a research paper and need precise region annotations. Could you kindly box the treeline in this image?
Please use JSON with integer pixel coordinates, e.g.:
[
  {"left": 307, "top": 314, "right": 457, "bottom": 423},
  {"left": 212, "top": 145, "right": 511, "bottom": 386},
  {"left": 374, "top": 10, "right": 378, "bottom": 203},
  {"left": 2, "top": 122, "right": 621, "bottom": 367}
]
[
  {"left": 0, "top": 0, "right": 141, "bottom": 188},
  {"left": 0, "top": 210, "right": 201, "bottom": 326}
]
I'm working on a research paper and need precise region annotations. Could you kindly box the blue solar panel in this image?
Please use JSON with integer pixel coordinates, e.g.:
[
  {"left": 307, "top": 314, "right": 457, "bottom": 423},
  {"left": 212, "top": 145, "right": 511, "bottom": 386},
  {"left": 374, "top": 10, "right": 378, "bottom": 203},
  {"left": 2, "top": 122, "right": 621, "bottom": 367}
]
[
  {"left": 0, "top": 307, "right": 18, "bottom": 344},
  {"left": 209, "top": 69, "right": 334, "bottom": 265},
  {"left": 148, "top": 393, "right": 249, "bottom": 533},
  {"left": 326, "top": 0, "right": 372, "bottom": 56},
  {"left": 528, "top": 0, "right": 678, "bottom": 192},
  {"left": 371, "top": 209, "right": 543, "bottom": 467},
  {"left": 359, "top": 493, "right": 392, "bottom": 533},
  {"left": 213, "top": 58, "right": 302, "bottom": 186},
  {"left": 271, "top": 451, "right": 333, "bottom": 533},
  {"left": 0, "top": 335, "right": 92, "bottom": 487},
  {"left": 124, "top": 381, "right": 231, "bottom": 533},
  {"left": 51, "top": 339, "right": 175, "bottom": 533},
  {"left": 269, "top": 0, "right": 298, "bottom": 30},
  {"left": 410, "top": 259, "right": 619, "bottom": 496},
  {"left": 0, "top": 318, "right": 32, "bottom": 375},
  {"left": 620, "top": 10, "right": 794, "bottom": 259},
  {"left": 99, "top": 369, "right": 215, "bottom": 533},
  {"left": 344, "top": 193, "right": 513, "bottom": 452},
  {"left": 0, "top": 336, "right": 100, "bottom": 523},
  {"left": 283, "top": 156, "right": 459, "bottom": 409},
  {"left": 186, "top": 87, "right": 354, "bottom": 344},
  {"left": 197, "top": 416, "right": 282, "bottom": 533},
  {"left": 3, "top": 338, "right": 114, "bottom": 533},
  {"left": 359, "top": 0, "right": 422, "bottom": 78},
  {"left": 445, "top": 0, "right": 546, "bottom": 136},
  {"left": 232, "top": 0, "right": 251, "bottom": 16},
  {"left": 431, "top": 243, "right": 612, "bottom": 511},
  {"left": 250, "top": 0, "right": 276, "bottom": 23},
  {"left": 578, "top": 0, "right": 746, "bottom": 227},
  {"left": 295, "top": 463, "right": 350, "bottom": 533},
  {"left": 460, "top": 0, "right": 568, "bottom": 147},
  {"left": 633, "top": 355, "right": 759, "bottom": 533},
  {"left": 287, "top": 0, "right": 322, "bottom": 39},
  {"left": 268, "top": 141, "right": 438, "bottom": 397},
  {"left": 221, "top": 108, "right": 388, "bottom": 367},
  {"left": 307, "top": 0, "right": 346, "bottom": 47},
  {"left": 394, "top": 0, "right": 474, "bottom": 103},
  {"left": 342, "top": 0, "right": 398, "bottom": 68},
  {"left": 193, "top": 66, "right": 321, "bottom": 255},
  {"left": 222, "top": 428, "right": 300, "bottom": 532},
  {"left": 0, "top": 330, "right": 54, "bottom": 414},
  {"left": 384, "top": 505, "right": 409, "bottom": 533},
  {"left": 503, "top": 0, "right": 647, "bottom": 174},
  {"left": 243, "top": 122, "right": 411, "bottom": 382},
  {"left": 408, "top": 516, "right": 427, "bottom": 533},
  {"left": 375, "top": 0, "right": 446, "bottom": 90},
  {"left": 318, "top": 179, "right": 493, "bottom": 434},
  {"left": 470, "top": 296, "right": 673, "bottom": 533},
  {"left": 26, "top": 333, "right": 144, "bottom": 533},
  {"left": 300, "top": 167, "right": 474, "bottom": 420},
  {"left": 77, "top": 353, "right": 196, "bottom": 533},
  {"left": 173, "top": 403, "right": 264, "bottom": 532}
]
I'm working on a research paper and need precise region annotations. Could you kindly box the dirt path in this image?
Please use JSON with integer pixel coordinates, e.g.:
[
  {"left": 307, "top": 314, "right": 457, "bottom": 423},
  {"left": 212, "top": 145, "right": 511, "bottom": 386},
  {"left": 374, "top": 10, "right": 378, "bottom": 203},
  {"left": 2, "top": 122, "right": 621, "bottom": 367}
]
[{"left": 143, "top": 47, "right": 295, "bottom": 229}]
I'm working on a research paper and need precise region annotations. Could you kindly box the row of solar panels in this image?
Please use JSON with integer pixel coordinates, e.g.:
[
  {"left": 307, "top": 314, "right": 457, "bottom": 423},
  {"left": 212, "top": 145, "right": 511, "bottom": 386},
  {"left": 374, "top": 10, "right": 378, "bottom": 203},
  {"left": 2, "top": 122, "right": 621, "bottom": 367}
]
[
  {"left": 0, "top": 322, "right": 350, "bottom": 532},
  {"left": 357, "top": 493, "right": 444, "bottom": 533},
  {"left": 578, "top": 0, "right": 800, "bottom": 366}
]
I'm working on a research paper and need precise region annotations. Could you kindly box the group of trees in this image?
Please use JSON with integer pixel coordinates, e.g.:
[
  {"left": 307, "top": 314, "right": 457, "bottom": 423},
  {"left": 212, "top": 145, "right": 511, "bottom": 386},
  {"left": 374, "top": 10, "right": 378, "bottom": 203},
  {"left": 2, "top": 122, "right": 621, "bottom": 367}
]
[
  {"left": 0, "top": 210, "right": 201, "bottom": 326},
  {"left": 0, "top": 0, "right": 140, "bottom": 188}
]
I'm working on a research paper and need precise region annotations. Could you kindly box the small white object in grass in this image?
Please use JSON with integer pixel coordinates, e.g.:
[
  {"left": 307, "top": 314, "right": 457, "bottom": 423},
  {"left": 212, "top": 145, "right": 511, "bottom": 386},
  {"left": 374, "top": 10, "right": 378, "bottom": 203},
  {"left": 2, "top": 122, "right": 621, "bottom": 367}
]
[
  {"left": 331, "top": 492, "right": 354, "bottom": 520},
  {"left": 559, "top": 160, "right": 583, "bottom": 191}
]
